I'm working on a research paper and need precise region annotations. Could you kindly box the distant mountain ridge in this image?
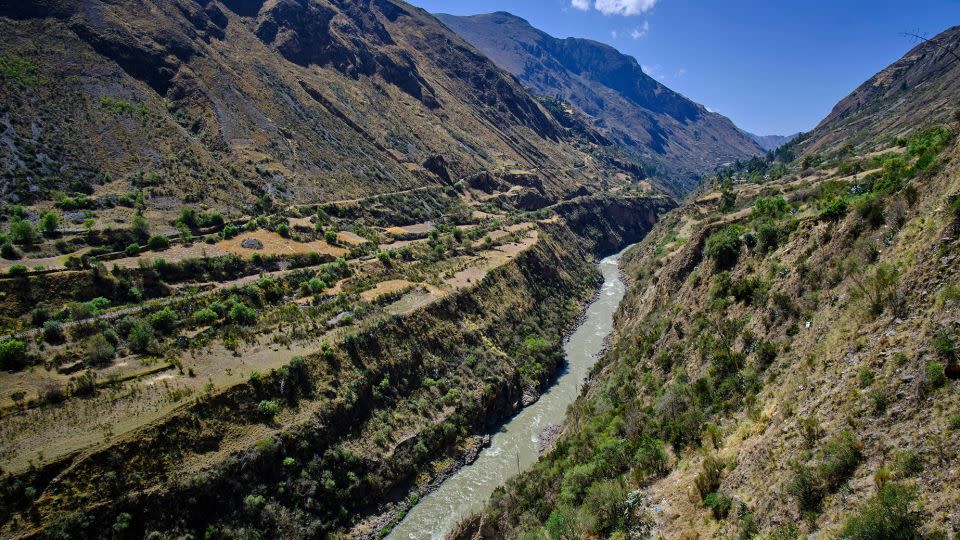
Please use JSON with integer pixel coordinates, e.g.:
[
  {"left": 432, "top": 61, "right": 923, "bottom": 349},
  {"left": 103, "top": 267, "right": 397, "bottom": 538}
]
[
  {"left": 746, "top": 132, "right": 800, "bottom": 151},
  {"left": 435, "top": 11, "right": 764, "bottom": 195}
]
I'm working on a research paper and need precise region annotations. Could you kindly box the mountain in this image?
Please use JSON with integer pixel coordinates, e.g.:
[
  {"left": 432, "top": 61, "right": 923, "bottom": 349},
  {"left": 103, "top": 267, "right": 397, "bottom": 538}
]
[
  {"left": 0, "top": 0, "right": 646, "bottom": 216},
  {"left": 435, "top": 11, "right": 764, "bottom": 195},
  {"left": 453, "top": 24, "right": 960, "bottom": 540},
  {"left": 746, "top": 131, "right": 800, "bottom": 151},
  {"left": 799, "top": 25, "right": 960, "bottom": 155}
]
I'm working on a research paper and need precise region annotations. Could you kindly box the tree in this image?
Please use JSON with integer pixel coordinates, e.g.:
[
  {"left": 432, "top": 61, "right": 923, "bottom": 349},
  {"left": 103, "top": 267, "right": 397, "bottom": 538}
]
[
  {"left": 147, "top": 234, "right": 170, "bottom": 250},
  {"left": 0, "top": 339, "right": 28, "bottom": 370},
  {"left": 128, "top": 320, "right": 154, "bottom": 353},
  {"left": 8, "top": 218, "right": 37, "bottom": 246},
  {"left": 705, "top": 225, "right": 744, "bottom": 270},
  {"left": 719, "top": 179, "right": 736, "bottom": 211},
  {"left": 40, "top": 211, "right": 60, "bottom": 237},
  {"left": 131, "top": 213, "right": 150, "bottom": 241}
]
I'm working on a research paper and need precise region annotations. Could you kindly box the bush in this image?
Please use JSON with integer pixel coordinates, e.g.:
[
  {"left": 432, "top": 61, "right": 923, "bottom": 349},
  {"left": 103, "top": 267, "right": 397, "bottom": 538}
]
[
  {"left": 925, "top": 361, "right": 946, "bottom": 390},
  {"left": 228, "top": 302, "right": 257, "bottom": 325},
  {"left": 223, "top": 223, "right": 239, "bottom": 239},
  {"left": 307, "top": 278, "right": 326, "bottom": 295},
  {"left": 8, "top": 218, "right": 38, "bottom": 246},
  {"left": 705, "top": 225, "right": 743, "bottom": 270},
  {"left": 147, "top": 234, "right": 170, "bottom": 250},
  {"left": 0, "top": 339, "right": 28, "bottom": 370},
  {"left": 128, "top": 320, "right": 154, "bottom": 353},
  {"left": 787, "top": 463, "right": 824, "bottom": 513},
  {"left": 257, "top": 399, "right": 279, "bottom": 418},
  {"left": 583, "top": 480, "right": 627, "bottom": 534},
  {"left": 703, "top": 491, "right": 732, "bottom": 520},
  {"left": 838, "top": 483, "right": 922, "bottom": 539},
  {"left": 324, "top": 230, "right": 338, "bottom": 244},
  {"left": 893, "top": 450, "right": 923, "bottom": 478},
  {"left": 131, "top": 214, "right": 150, "bottom": 241},
  {"left": 148, "top": 307, "right": 179, "bottom": 334},
  {"left": 124, "top": 243, "right": 140, "bottom": 256},
  {"left": 694, "top": 454, "right": 723, "bottom": 500},
  {"left": 818, "top": 431, "right": 862, "bottom": 491},
  {"left": 8, "top": 264, "right": 27, "bottom": 276},
  {"left": 85, "top": 334, "right": 115, "bottom": 366},
  {"left": 43, "top": 320, "right": 65, "bottom": 343},
  {"left": 68, "top": 370, "right": 97, "bottom": 397},
  {"left": 752, "top": 196, "right": 789, "bottom": 220},
  {"left": 855, "top": 195, "right": 885, "bottom": 228},
  {"left": 0, "top": 242, "right": 20, "bottom": 260},
  {"left": 191, "top": 308, "right": 219, "bottom": 326},
  {"left": 40, "top": 211, "right": 60, "bottom": 236},
  {"left": 819, "top": 196, "right": 849, "bottom": 220}
]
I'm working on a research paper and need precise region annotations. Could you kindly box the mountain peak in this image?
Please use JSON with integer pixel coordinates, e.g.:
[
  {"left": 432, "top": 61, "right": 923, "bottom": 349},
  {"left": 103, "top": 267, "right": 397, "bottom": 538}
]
[{"left": 435, "top": 12, "right": 763, "bottom": 194}]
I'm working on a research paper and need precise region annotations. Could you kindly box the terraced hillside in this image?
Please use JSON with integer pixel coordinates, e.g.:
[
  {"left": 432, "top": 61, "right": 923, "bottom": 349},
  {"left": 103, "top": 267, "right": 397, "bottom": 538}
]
[{"left": 0, "top": 0, "right": 650, "bottom": 218}]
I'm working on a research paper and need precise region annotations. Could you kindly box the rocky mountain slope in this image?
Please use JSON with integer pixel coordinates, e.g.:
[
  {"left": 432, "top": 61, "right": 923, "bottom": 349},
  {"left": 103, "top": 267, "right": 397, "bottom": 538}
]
[
  {"left": 435, "top": 12, "right": 765, "bottom": 195},
  {"left": 454, "top": 24, "right": 960, "bottom": 540},
  {"left": 799, "top": 25, "right": 960, "bottom": 155},
  {"left": 0, "top": 0, "right": 646, "bottom": 216},
  {"left": 746, "top": 132, "right": 799, "bottom": 151}
]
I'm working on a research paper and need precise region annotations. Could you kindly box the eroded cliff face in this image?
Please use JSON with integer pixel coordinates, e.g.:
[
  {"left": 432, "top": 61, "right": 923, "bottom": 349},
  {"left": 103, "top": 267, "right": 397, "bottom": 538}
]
[{"left": 0, "top": 195, "right": 672, "bottom": 539}]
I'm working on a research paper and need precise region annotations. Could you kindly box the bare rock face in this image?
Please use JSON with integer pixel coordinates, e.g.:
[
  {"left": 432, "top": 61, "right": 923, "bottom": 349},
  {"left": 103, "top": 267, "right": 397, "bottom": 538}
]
[{"left": 240, "top": 237, "right": 263, "bottom": 250}]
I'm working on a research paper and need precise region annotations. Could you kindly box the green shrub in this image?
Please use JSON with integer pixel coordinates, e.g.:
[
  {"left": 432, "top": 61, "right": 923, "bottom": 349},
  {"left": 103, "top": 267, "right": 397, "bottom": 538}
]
[
  {"left": 124, "top": 243, "right": 140, "bottom": 256},
  {"left": 128, "top": 320, "right": 154, "bottom": 353},
  {"left": 819, "top": 196, "right": 849, "bottom": 220},
  {"left": 148, "top": 307, "right": 178, "bottom": 334},
  {"left": 257, "top": 399, "right": 279, "bottom": 418},
  {"left": 307, "top": 278, "right": 326, "bottom": 295},
  {"left": 703, "top": 491, "right": 732, "bottom": 520},
  {"left": 324, "top": 230, "right": 338, "bottom": 244},
  {"left": 191, "top": 308, "right": 219, "bottom": 326},
  {"left": 931, "top": 328, "right": 956, "bottom": 361},
  {"left": 40, "top": 211, "right": 60, "bottom": 236},
  {"left": 925, "top": 361, "right": 946, "bottom": 390},
  {"left": 42, "top": 320, "right": 64, "bottom": 343},
  {"left": 752, "top": 196, "right": 789, "bottom": 220},
  {"left": 787, "top": 463, "right": 824, "bottom": 513},
  {"left": 222, "top": 223, "right": 239, "bottom": 239},
  {"left": 228, "top": 302, "right": 257, "bottom": 325},
  {"left": 0, "top": 242, "right": 20, "bottom": 260},
  {"left": 8, "top": 218, "right": 38, "bottom": 246},
  {"left": 147, "top": 234, "right": 170, "bottom": 250},
  {"left": 854, "top": 195, "right": 885, "bottom": 228},
  {"left": 857, "top": 367, "right": 875, "bottom": 388},
  {"left": 0, "top": 339, "right": 28, "bottom": 370},
  {"left": 583, "top": 480, "right": 627, "bottom": 534},
  {"left": 705, "top": 225, "right": 743, "bottom": 270},
  {"left": 838, "top": 483, "right": 922, "bottom": 539},
  {"left": 8, "top": 264, "right": 27, "bottom": 276},
  {"left": 893, "top": 450, "right": 923, "bottom": 478},
  {"left": 869, "top": 389, "right": 888, "bottom": 415},
  {"left": 131, "top": 214, "right": 150, "bottom": 241},
  {"left": 275, "top": 223, "right": 289, "bottom": 238},
  {"left": 818, "top": 431, "right": 862, "bottom": 491},
  {"left": 559, "top": 462, "right": 597, "bottom": 504},
  {"left": 85, "top": 334, "right": 115, "bottom": 366},
  {"left": 694, "top": 454, "right": 723, "bottom": 500}
]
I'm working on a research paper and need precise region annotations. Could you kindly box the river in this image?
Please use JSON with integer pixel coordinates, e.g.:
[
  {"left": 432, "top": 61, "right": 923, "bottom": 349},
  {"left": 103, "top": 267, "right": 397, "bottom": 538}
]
[{"left": 386, "top": 249, "right": 628, "bottom": 540}]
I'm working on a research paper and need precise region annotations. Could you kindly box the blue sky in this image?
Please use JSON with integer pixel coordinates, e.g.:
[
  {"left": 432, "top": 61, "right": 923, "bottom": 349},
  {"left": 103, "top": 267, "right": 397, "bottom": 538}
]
[{"left": 410, "top": 0, "right": 960, "bottom": 136}]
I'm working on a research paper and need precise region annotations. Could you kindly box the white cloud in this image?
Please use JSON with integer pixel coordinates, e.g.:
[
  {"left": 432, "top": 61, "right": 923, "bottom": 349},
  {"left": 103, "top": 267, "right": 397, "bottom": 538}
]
[
  {"left": 570, "top": 0, "right": 657, "bottom": 16},
  {"left": 630, "top": 20, "right": 649, "bottom": 39},
  {"left": 593, "top": 0, "right": 657, "bottom": 16},
  {"left": 675, "top": 67, "right": 686, "bottom": 77},
  {"left": 610, "top": 29, "right": 619, "bottom": 39}
]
